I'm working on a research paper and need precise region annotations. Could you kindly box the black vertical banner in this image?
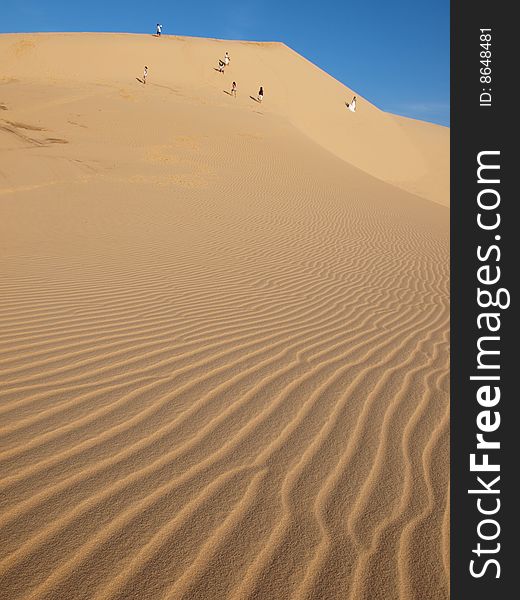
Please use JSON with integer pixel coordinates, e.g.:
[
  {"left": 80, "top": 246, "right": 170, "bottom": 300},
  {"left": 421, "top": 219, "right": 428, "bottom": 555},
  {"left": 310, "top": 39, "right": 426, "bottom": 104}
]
[{"left": 451, "top": 1, "right": 516, "bottom": 599}]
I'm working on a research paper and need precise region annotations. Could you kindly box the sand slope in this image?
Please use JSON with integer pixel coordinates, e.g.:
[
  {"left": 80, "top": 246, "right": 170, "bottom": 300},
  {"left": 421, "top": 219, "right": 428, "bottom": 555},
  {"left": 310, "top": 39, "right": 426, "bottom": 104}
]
[
  {"left": 0, "top": 33, "right": 448, "bottom": 205},
  {"left": 0, "top": 33, "right": 449, "bottom": 599}
]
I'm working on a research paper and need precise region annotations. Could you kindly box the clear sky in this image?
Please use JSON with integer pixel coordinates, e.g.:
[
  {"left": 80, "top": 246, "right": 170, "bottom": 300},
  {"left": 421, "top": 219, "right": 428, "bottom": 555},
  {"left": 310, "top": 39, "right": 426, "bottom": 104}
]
[{"left": 2, "top": 1, "right": 450, "bottom": 126}]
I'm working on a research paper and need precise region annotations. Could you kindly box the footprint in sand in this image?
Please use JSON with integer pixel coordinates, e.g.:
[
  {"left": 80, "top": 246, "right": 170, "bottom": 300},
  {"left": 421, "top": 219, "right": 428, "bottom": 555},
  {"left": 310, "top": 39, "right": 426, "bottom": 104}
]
[
  {"left": 1, "top": 120, "right": 68, "bottom": 146},
  {"left": 3, "top": 119, "right": 46, "bottom": 131}
]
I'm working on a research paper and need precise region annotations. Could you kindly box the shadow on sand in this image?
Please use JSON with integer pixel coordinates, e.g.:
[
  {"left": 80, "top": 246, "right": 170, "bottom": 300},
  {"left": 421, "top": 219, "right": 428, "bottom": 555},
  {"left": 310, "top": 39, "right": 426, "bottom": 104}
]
[
  {"left": 136, "top": 78, "right": 144, "bottom": 84},
  {"left": 249, "top": 96, "right": 260, "bottom": 103}
]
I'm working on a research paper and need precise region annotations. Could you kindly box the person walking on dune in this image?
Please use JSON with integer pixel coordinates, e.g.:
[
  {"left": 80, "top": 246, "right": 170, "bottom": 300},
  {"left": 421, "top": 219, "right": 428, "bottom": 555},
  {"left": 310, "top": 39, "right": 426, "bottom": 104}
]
[
  {"left": 257, "top": 86, "right": 264, "bottom": 103},
  {"left": 143, "top": 66, "right": 148, "bottom": 84},
  {"left": 231, "top": 81, "right": 237, "bottom": 97},
  {"left": 346, "top": 96, "right": 356, "bottom": 112},
  {"left": 156, "top": 23, "right": 162, "bottom": 36},
  {"left": 217, "top": 52, "right": 229, "bottom": 73}
]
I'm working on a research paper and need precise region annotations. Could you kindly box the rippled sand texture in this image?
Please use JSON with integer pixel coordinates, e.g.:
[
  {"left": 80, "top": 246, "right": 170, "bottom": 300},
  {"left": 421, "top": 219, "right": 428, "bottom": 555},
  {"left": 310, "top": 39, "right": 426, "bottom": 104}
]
[{"left": 0, "top": 33, "right": 449, "bottom": 600}]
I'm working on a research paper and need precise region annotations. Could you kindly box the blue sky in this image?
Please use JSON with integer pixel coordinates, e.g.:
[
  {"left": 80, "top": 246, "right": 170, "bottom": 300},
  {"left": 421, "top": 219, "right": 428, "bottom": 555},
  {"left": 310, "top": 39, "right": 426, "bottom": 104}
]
[{"left": 2, "top": 1, "right": 449, "bottom": 126}]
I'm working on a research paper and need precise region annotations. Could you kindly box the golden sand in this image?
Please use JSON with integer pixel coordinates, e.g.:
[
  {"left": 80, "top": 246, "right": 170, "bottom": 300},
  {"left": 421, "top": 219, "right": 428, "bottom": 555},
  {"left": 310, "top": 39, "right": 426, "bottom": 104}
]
[{"left": 0, "top": 33, "right": 449, "bottom": 599}]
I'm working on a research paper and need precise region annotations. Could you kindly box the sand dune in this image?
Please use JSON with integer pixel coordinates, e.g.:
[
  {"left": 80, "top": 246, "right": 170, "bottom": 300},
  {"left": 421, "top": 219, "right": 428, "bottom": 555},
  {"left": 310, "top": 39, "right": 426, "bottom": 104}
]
[{"left": 0, "top": 33, "right": 448, "bottom": 599}]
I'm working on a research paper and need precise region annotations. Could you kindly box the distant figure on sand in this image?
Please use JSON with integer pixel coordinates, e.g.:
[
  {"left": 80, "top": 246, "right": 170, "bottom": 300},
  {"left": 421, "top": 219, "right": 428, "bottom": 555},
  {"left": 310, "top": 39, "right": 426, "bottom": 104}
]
[
  {"left": 231, "top": 81, "right": 237, "bottom": 97},
  {"left": 217, "top": 52, "right": 229, "bottom": 73},
  {"left": 257, "top": 86, "right": 264, "bottom": 102},
  {"left": 156, "top": 23, "right": 162, "bottom": 36},
  {"left": 143, "top": 66, "right": 148, "bottom": 84},
  {"left": 346, "top": 96, "right": 356, "bottom": 112}
]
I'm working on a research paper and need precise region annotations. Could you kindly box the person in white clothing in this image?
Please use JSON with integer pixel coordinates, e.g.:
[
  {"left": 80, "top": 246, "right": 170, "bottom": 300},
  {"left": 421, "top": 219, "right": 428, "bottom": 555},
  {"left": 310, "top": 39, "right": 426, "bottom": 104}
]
[
  {"left": 346, "top": 96, "right": 357, "bottom": 112},
  {"left": 143, "top": 66, "right": 148, "bottom": 84},
  {"left": 217, "top": 52, "right": 229, "bottom": 73},
  {"left": 156, "top": 23, "right": 162, "bottom": 36}
]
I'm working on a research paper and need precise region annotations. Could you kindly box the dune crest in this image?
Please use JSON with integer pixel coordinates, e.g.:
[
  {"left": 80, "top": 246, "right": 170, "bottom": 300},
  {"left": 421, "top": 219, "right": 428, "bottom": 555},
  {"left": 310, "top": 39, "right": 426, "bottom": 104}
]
[{"left": 0, "top": 33, "right": 448, "bottom": 599}]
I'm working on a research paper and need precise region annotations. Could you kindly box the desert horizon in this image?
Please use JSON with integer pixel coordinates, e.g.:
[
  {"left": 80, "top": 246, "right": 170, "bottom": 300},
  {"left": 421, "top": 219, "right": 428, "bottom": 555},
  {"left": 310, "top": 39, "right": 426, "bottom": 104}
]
[{"left": 0, "top": 32, "right": 449, "bottom": 599}]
